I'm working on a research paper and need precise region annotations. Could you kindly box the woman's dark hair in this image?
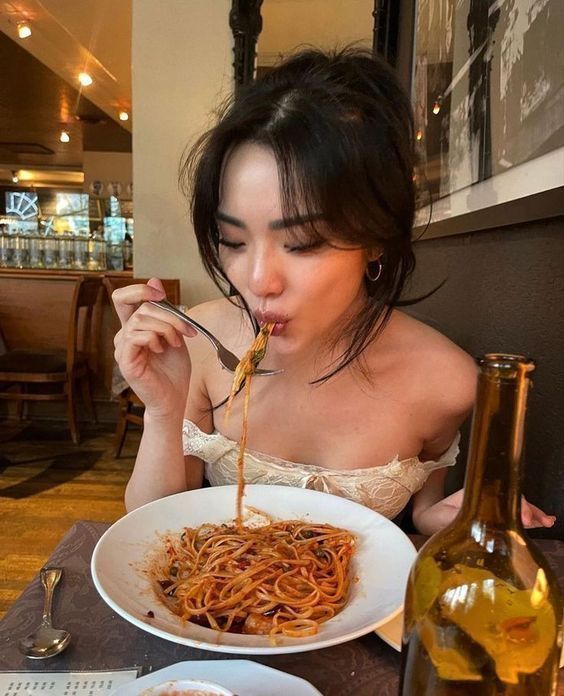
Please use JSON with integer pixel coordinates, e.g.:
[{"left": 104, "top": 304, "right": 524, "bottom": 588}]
[{"left": 180, "top": 47, "right": 416, "bottom": 382}]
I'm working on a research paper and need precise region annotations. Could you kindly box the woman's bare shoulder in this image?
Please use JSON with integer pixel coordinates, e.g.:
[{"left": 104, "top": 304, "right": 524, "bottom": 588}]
[{"left": 380, "top": 310, "right": 478, "bottom": 416}]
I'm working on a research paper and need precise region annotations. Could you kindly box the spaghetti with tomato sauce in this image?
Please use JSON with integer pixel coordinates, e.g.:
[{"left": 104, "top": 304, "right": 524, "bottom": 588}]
[{"left": 148, "top": 323, "right": 356, "bottom": 638}]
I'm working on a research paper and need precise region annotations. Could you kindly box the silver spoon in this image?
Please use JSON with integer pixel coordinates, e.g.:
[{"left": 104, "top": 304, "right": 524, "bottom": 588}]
[{"left": 19, "top": 567, "right": 71, "bottom": 659}]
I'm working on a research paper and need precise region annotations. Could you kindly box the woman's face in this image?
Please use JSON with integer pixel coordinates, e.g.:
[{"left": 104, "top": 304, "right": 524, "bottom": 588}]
[{"left": 217, "top": 143, "right": 368, "bottom": 359}]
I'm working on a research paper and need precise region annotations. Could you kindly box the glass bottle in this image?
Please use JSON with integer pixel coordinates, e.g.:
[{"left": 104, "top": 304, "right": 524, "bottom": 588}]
[
  {"left": 399, "top": 354, "right": 562, "bottom": 695},
  {"left": 0, "top": 228, "right": 9, "bottom": 268},
  {"left": 73, "top": 233, "right": 87, "bottom": 270},
  {"left": 43, "top": 229, "right": 58, "bottom": 269},
  {"left": 58, "top": 233, "right": 73, "bottom": 269},
  {"left": 28, "top": 233, "right": 44, "bottom": 269},
  {"left": 12, "top": 228, "right": 28, "bottom": 268},
  {"left": 86, "top": 232, "right": 99, "bottom": 271},
  {"left": 95, "top": 229, "right": 107, "bottom": 270}
]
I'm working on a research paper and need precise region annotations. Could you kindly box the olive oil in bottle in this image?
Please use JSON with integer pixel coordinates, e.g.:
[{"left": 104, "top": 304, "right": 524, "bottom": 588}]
[{"left": 399, "top": 354, "right": 562, "bottom": 695}]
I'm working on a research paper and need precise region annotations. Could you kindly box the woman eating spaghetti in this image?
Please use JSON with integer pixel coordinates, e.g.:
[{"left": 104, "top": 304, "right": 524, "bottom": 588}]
[{"left": 112, "top": 48, "right": 555, "bottom": 539}]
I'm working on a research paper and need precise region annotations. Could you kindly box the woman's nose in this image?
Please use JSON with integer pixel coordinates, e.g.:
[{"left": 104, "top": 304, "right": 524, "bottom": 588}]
[{"left": 247, "top": 251, "right": 285, "bottom": 298}]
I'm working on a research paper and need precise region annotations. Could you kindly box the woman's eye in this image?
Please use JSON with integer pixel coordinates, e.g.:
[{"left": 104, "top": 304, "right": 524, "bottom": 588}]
[
  {"left": 285, "top": 239, "right": 325, "bottom": 253},
  {"left": 218, "top": 238, "right": 244, "bottom": 250}
]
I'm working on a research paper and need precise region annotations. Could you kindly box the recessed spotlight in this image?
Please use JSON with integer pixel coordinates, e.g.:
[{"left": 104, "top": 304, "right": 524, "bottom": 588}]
[
  {"left": 11, "top": 170, "right": 19, "bottom": 183},
  {"left": 60, "top": 130, "right": 70, "bottom": 143},
  {"left": 118, "top": 111, "right": 129, "bottom": 121},
  {"left": 17, "top": 21, "right": 32, "bottom": 39},
  {"left": 78, "top": 72, "right": 93, "bottom": 86}
]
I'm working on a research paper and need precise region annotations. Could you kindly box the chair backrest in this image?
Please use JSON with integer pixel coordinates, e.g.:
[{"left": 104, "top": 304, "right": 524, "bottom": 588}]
[
  {"left": 67, "top": 277, "right": 104, "bottom": 373},
  {"left": 0, "top": 325, "right": 6, "bottom": 356}
]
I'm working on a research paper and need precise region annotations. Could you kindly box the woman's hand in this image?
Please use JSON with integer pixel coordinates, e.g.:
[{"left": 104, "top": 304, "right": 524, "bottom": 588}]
[
  {"left": 417, "top": 488, "right": 556, "bottom": 534},
  {"left": 112, "top": 278, "right": 197, "bottom": 420}
]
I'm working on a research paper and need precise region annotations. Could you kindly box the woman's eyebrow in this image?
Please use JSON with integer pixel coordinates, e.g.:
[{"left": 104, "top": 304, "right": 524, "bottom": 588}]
[
  {"left": 269, "top": 213, "right": 324, "bottom": 230},
  {"left": 215, "top": 210, "right": 324, "bottom": 230},
  {"left": 216, "top": 211, "right": 245, "bottom": 228}
]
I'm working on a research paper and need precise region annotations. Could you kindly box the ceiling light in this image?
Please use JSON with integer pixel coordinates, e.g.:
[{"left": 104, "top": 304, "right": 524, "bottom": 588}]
[
  {"left": 11, "top": 171, "right": 19, "bottom": 183},
  {"left": 17, "top": 21, "right": 32, "bottom": 39},
  {"left": 60, "top": 130, "right": 70, "bottom": 143},
  {"left": 432, "top": 96, "right": 443, "bottom": 115},
  {"left": 78, "top": 72, "right": 93, "bottom": 86},
  {"left": 118, "top": 111, "right": 129, "bottom": 121}
]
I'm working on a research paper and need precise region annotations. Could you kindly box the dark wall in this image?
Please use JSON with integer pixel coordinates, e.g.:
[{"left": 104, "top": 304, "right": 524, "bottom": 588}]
[{"left": 405, "top": 216, "right": 564, "bottom": 539}]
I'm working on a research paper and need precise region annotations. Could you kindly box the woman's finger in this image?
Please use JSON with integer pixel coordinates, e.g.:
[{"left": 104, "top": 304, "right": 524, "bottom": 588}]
[
  {"left": 120, "top": 331, "right": 168, "bottom": 371},
  {"left": 126, "top": 313, "right": 186, "bottom": 348},
  {"left": 521, "top": 503, "right": 533, "bottom": 527},
  {"left": 528, "top": 502, "right": 556, "bottom": 527},
  {"left": 521, "top": 499, "right": 556, "bottom": 528},
  {"left": 112, "top": 282, "right": 166, "bottom": 325},
  {"left": 132, "top": 303, "right": 197, "bottom": 338}
]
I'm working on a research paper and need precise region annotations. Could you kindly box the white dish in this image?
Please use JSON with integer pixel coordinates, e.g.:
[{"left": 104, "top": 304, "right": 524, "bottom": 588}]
[
  {"left": 92, "top": 485, "right": 416, "bottom": 655},
  {"left": 140, "top": 677, "right": 233, "bottom": 695},
  {"left": 111, "top": 660, "right": 322, "bottom": 696}
]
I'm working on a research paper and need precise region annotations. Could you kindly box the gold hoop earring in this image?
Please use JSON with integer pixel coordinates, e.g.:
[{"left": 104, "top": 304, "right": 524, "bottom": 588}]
[{"left": 365, "top": 259, "right": 383, "bottom": 283}]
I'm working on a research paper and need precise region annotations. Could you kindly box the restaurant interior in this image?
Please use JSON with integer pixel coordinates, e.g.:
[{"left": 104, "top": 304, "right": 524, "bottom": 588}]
[{"left": 0, "top": 1, "right": 562, "bottom": 693}]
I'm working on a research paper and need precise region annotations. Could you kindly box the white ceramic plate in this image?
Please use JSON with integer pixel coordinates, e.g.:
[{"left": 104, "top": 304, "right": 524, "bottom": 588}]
[
  {"left": 111, "top": 660, "right": 322, "bottom": 696},
  {"left": 92, "top": 485, "right": 416, "bottom": 655}
]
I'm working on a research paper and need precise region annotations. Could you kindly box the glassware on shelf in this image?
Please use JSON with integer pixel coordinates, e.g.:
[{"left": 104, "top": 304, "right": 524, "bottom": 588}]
[
  {"left": 43, "top": 230, "right": 59, "bottom": 269},
  {"left": 73, "top": 234, "right": 88, "bottom": 270},
  {"left": 57, "top": 234, "right": 74, "bottom": 269},
  {"left": 12, "top": 231, "right": 29, "bottom": 269},
  {"left": 107, "top": 243, "right": 124, "bottom": 271},
  {"left": 28, "top": 234, "right": 44, "bottom": 268},
  {"left": 122, "top": 238, "right": 133, "bottom": 269},
  {"left": 87, "top": 229, "right": 107, "bottom": 271},
  {"left": 95, "top": 231, "right": 107, "bottom": 270},
  {"left": 0, "top": 230, "right": 10, "bottom": 268},
  {"left": 399, "top": 354, "right": 562, "bottom": 695}
]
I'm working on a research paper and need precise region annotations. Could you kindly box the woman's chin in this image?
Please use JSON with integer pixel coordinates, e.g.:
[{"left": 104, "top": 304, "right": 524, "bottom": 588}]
[{"left": 268, "top": 332, "right": 315, "bottom": 362}]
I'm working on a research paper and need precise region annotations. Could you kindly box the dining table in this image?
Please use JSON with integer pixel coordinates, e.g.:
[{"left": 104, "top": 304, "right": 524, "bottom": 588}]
[{"left": 0, "top": 520, "right": 563, "bottom": 696}]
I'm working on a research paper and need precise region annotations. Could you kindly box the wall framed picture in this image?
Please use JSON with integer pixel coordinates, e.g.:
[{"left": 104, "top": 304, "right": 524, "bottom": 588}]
[{"left": 409, "top": 0, "right": 564, "bottom": 237}]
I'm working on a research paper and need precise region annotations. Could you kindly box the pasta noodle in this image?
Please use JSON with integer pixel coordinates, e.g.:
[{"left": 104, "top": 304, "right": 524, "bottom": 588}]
[
  {"left": 224, "top": 322, "right": 274, "bottom": 528},
  {"left": 148, "top": 322, "right": 356, "bottom": 638},
  {"left": 150, "top": 519, "right": 355, "bottom": 638}
]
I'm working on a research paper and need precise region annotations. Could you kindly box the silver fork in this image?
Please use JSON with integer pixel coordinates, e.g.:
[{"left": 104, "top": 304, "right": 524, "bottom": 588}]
[{"left": 148, "top": 299, "right": 282, "bottom": 376}]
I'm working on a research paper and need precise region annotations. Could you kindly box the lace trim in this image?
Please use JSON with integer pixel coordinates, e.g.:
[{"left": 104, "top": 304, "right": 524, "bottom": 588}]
[
  {"left": 182, "top": 419, "right": 460, "bottom": 476},
  {"left": 182, "top": 419, "right": 459, "bottom": 519}
]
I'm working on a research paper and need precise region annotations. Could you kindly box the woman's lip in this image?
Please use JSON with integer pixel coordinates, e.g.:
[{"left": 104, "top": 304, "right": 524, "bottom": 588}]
[{"left": 255, "top": 310, "right": 289, "bottom": 324}]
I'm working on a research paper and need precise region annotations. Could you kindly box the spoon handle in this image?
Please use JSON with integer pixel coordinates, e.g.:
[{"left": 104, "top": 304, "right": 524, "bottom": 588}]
[{"left": 40, "top": 567, "right": 62, "bottom": 626}]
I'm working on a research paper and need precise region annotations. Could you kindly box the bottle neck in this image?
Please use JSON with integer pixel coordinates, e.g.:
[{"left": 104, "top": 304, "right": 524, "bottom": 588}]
[{"left": 458, "top": 360, "right": 531, "bottom": 529}]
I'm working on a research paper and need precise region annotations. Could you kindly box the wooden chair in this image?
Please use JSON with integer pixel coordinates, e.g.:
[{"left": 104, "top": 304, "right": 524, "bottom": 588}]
[
  {"left": 0, "top": 277, "right": 104, "bottom": 444},
  {"left": 103, "top": 277, "right": 181, "bottom": 457}
]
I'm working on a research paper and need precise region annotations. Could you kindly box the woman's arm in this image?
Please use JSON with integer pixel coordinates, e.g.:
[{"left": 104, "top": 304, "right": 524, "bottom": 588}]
[
  {"left": 124, "top": 410, "right": 188, "bottom": 511},
  {"left": 112, "top": 278, "right": 207, "bottom": 512},
  {"left": 411, "top": 468, "right": 452, "bottom": 535},
  {"left": 413, "top": 478, "right": 556, "bottom": 535}
]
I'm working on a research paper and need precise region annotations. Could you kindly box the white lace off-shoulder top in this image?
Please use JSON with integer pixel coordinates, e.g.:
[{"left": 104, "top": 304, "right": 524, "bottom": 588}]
[{"left": 182, "top": 419, "right": 460, "bottom": 519}]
